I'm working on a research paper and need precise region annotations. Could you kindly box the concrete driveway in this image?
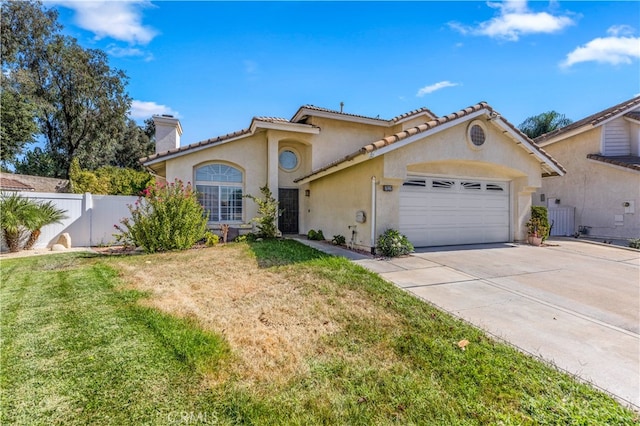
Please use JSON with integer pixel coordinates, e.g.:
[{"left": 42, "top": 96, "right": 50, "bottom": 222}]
[{"left": 354, "top": 239, "right": 640, "bottom": 410}]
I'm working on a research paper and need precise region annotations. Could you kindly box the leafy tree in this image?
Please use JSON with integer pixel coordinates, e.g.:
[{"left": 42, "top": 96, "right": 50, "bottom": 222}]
[
  {"left": 113, "top": 119, "right": 155, "bottom": 170},
  {"left": 0, "top": 89, "right": 38, "bottom": 166},
  {"left": 13, "top": 147, "right": 58, "bottom": 177},
  {"left": 518, "top": 111, "right": 573, "bottom": 139},
  {"left": 2, "top": 1, "right": 131, "bottom": 177}
]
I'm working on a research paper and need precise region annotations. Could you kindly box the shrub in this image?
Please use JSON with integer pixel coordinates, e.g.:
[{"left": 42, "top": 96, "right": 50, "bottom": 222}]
[
  {"left": 245, "top": 185, "right": 281, "bottom": 239},
  {"left": 204, "top": 231, "right": 219, "bottom": 247},
  {"left": 332, "top": 234, "right": 346, "bottom": 246},
  {"left": 307, "top": 229, "right": 325, "bottom": 241},
  {"left": 629, "top": 238, "right": 640, "bottom": 249},
  {"left": 114, "top": 180, "right": 208, "bottom": 253},
  {"left": 529, "top": 206, "right": 550, "bottom": 241},
  {"left": 69, "top": 158, "right": 154, "bottom": 195},
  {"left": 376, "top": 228, "right": 414, "bottom": 257}
]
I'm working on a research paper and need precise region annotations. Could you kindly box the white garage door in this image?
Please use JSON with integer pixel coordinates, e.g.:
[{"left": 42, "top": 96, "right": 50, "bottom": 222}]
[{"left": 399, "top": 176, "right": 510, "bottom": 247}]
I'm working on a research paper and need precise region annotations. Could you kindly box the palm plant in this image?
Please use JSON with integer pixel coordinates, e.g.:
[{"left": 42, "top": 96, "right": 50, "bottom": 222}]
[
  {"left": 518, "top": 111, "right": 573, "bottom": 139},
  {"left": 23, "top": 201, "right": 68, "bottom": 250},
  {"left": 0, "top": 193, "right": 37, "bottom": 252}
]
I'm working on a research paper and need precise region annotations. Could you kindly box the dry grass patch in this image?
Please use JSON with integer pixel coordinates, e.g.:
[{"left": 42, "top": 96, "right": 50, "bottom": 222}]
[{"left": 110, "top": 244, "right": 402, "bottom": 385}]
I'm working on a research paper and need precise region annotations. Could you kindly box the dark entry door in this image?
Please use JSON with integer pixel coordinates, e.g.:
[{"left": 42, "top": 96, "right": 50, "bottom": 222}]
[{"left": 278, "top": 188, "right": 299, "bottom": 234}]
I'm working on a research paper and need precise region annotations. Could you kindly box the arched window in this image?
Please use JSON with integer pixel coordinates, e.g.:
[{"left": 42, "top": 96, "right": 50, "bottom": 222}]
[{"left": 195, "top": 164, "right": 243, "bottom": 222}]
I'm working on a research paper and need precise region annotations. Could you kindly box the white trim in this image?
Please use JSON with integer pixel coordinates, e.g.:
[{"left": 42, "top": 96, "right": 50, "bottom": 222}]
[
  {"left": 493, "top": 119, "right": 565, "bottom": 176},
  {"left": 292, "top": 107, "right": 391, "bottom": 127},
  {"left": 250, "top": 120, "right": 320, "bottom": 134}
]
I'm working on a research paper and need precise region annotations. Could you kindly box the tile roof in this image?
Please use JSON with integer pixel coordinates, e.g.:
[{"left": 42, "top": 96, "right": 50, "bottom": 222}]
[
  {"left": 141, "top": 127, "right": 252, "bottom": 163},
  {"left": 295, "top": 102, "right": 565, "bottom": 182},
  {"left": 587, "top": 154, "right": 640, "bottom": 172},
  {"left": 535, "top": 96, "right": 640, "bottom": 144},
  {"left": 142, "top": 105, "right": 437, "bottom": 164},
  {"left": 0, "top": 177, "right": 35, "bottom": 191},
  {"left": 293, "top": 104, "right": 392, "bottom": 123},
  {"left": 624, "top": 111, "right": 640, "bottom": 122},
  {"left": 391, "top": 107, "right": 437, "bottom": 122}
]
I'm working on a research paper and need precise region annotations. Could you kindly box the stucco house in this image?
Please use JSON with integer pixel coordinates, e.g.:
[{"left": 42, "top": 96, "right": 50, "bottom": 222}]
[
  {"left": 141, "top": 102, "right": 565, "bottom": 252},
  {"left": 534, "top": 96, "right": 640, "bottom": 240}
]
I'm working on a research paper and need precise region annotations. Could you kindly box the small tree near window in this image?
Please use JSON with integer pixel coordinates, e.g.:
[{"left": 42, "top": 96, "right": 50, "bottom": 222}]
[{"left": 245, "top": 185, "right": 281, "bottom": 239}]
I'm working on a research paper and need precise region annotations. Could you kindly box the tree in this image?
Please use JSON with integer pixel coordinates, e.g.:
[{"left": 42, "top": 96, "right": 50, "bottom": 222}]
[
  {"left": 0, "top": 89, "right": 38, "bottom": 166},
  {"left": 14, "top": 147, "right": 58, "bottom": 177},
  {"left": 518, "top": 111, "right": 573, "bottom": 139},
  {"left": 1, "top": 0, "right": 58, "bottom": 166},
  {"left": 2, "top": 1, "right": 131, "bottom": 177},
  {"left": 113, "top": 119, "right": 155, "bottom": 170},
  {"left": 31, "top": 36, "right": 131, "bottom": 176}
]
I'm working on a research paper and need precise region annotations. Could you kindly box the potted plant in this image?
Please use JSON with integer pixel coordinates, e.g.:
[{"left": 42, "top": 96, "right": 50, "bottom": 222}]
[{"left": 526, "top": 217, "right": 548, "bottom": 246}]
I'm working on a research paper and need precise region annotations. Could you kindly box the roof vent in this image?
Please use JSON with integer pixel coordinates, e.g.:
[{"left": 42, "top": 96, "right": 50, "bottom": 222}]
[{"left": 161, "top": 114, "right": 174, "bottom": 118}]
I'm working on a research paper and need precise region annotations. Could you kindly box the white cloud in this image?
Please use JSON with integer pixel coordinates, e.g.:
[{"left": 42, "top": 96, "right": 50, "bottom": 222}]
[
  {"left": 561, "top": 26, "right": 640, "bottom": 68},
  {"left": 450, "top": 1, "right": 574, "bottom": 41},
  {"left": 416, "top": 81, "right": 459, "bottom": 97},
  {"left": 53, "top": 1, "right": 157, "bottom": 44},
  {"left": 106, "top": 45, "right": 154, "bottom": 61},
  {"left": 129, "top": 100, "right": 180, "bottom": 120}
]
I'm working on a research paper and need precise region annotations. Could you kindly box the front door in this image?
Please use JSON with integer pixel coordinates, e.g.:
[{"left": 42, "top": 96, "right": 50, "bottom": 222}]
[{"left": 278, "top": 188, "right": 299, "bottom": 234}]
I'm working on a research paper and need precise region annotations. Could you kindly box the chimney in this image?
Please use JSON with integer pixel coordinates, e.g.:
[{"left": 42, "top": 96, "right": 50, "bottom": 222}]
[{"left": 153, "top": 115, "right": 182, "bottom": 154}]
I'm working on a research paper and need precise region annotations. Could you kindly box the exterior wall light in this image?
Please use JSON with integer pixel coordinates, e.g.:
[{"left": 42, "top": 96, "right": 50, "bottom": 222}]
[
  {"left": 383, "top": 185, "right": 393, "bottom": 192},
  {"left": 305, "top": 189, "right": 310, "bottom": 197}
]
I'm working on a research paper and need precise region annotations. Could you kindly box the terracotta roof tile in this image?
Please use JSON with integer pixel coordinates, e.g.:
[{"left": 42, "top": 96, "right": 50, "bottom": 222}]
[
  {"left": 391, "top": 107, "right": 437, "bottom": 122},
  {"left": 141, "top": 127, "right": 252, "bottom": 163},
  {"left": 624, "top": 111, "right": 640, "bottom": 122},
  {"left": 296, "top": 102, "right": 565, "bottom": 182},
  {"left": 587, "top": 154, "right": 640, "bottom": 172},
  {"left": 535, "top": 96, "right": 640, "bottom": 143}
]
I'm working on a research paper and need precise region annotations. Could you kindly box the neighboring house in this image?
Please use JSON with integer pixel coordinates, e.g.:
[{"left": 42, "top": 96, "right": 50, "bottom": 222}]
[
  {"left": 141, "top": 103, "right": 564, "bottom": 251},
  {"left": 0, "top": 172, "right": 70, "bottom": 193},
  {"left": 535, "top": 96, "right": 640, "bottom": 240}
]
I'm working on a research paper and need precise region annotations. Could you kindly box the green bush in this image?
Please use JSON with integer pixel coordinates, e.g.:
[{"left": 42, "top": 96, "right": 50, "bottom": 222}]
[
  {"left": 204, "top": 231, "right": 219, "bottom": 247},
  {"left": 307, "top": 229, "right": 325, "bottom": 241},
  {"left": 69, "top": 158, "right": 154, "bottom": 195},
  {"left": 530, "top": 206, "right": 550, "bottom": 241},
  {"left": 376, "top": 228, "right": 414, "bottom": 257},
  {"left": 629, "top": 238, "right": 640, "bottom": 249},
  {"left": 114, "top": 180, "right": 208, "bottom": 253},
  {"left": 332, "top": 234, "right": 346, "bottom": 246}
]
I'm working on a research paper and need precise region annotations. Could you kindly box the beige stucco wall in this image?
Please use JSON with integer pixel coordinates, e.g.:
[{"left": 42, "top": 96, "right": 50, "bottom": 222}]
[
  {"left": 305, "top": 157, "right": 383, "bottom": 250},
  {"left": 536, "top": 127, "right": 640, "bottom": 239},
  {"left": 308, "top": 119, "right": 546, "bottom": 248}
]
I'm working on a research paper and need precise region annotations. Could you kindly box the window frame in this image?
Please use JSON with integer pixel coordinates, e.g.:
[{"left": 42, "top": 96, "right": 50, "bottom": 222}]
[{"left": 194, "top": 163, "right": 244, "bottom": 223}]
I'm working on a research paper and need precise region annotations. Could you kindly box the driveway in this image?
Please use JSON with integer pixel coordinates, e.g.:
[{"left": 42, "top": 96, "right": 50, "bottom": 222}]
[{"left": 354, "top": 239, "right": 640, "bottom": 410}]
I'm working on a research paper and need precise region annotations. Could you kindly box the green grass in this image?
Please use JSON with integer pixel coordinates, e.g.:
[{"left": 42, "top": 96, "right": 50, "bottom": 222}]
[{"left": 1, "top": 242, "right": 638, "bottom": 425}]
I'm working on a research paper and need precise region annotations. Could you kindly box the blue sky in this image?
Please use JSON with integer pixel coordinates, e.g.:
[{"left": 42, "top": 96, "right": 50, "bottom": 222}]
[{"left": 49, "top": 1, "right": 640, "bottom": 146}]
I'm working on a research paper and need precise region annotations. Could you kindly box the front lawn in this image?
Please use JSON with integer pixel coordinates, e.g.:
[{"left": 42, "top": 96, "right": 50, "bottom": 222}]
[{"left": 1, "top": 240, "right": 637, "bottom": 425}]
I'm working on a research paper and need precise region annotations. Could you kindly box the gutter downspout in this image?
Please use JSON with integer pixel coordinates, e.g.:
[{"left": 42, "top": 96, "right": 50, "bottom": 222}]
[{"left": 371, "top": 176, "right": 376, "bottom": 255}]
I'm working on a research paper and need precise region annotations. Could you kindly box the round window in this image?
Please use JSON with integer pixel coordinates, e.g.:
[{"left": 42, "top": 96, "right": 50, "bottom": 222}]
[
  {"left": 279, "top": 150, "right": 298, "bottom": 171},
  {"left": 469, "top": 124, "right": 486, "bottom": 146}
]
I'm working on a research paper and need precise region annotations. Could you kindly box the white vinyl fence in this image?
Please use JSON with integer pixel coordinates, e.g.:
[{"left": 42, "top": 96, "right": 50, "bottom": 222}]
[{"left": 2, "top": 192, "right": 137, "bottom": 250}]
